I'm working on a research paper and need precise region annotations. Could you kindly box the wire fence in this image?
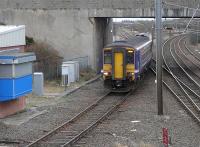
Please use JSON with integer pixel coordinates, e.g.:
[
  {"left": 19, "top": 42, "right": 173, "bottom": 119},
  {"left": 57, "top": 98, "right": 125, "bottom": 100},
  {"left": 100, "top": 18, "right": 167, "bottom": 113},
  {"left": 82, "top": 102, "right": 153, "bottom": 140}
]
[
  {"left": 33, "top": 57, "right": 62, "bottom": 80},
  {"left": 63, "top": 56, "right": 89, "bottom": 71},
  {"left": 33, "top": 56, "right": 90, "bottom": 80}
]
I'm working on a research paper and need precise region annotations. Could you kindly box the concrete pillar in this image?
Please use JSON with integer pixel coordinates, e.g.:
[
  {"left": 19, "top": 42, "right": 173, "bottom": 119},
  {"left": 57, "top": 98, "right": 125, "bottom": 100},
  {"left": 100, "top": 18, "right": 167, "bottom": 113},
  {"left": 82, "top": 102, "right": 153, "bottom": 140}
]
[
  {"left": 93, "top": 18, "right": 106, "bottom": 73},
  {"left": 105, "top": 18, "right": 113, "bottom": 44}
]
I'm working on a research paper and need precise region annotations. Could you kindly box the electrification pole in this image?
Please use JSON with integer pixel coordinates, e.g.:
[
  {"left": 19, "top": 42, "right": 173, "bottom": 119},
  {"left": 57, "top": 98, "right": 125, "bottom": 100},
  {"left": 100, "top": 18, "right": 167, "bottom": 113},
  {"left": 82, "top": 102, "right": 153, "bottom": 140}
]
[
  {"left": 155, "top": 0, "right": 163, "bottom": 115},
  {"left": 197, "top": 22, "right": 198, "bottom": 48}
]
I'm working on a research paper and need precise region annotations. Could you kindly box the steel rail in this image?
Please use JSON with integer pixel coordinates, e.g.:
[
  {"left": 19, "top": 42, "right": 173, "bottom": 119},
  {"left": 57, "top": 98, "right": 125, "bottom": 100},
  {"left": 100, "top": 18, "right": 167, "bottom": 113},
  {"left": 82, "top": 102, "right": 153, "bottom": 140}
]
[
  {"left": 168, "top": 36, "right": 200, "bottom": 112},
  {"left": 169, "top": 35, "right": 200, "bottom": 89},
  {"left": 26, "top": 88, "right": 134, "bottom": 147},
  {"left": 152, "top": 59, "right": 200, "bottom": 100},
  {"left": 150, "top": 67, "right": 200, "bottom": 123},
  {"left": 61, "top": 91, "right": 132, "bottom": 147},
  {"left": 178, "top": 36, "right": 200, "bottom": 70},
  {"left": 26, "top": 91, "right": 111, "bottom": 147},
  {"left": 173, "top": 36, "right": 200, "bottom": 111},
  {"left": 160, "top": 35, "right": 200, "bottom": 123},
  {"left": 153, "top": 58, "right": 200, "bottom": 116},
  {"left": 176, "top": 36, "right": 200, "bottom": 81},
  {"left": 183, "top": 38, "right": 200, "bottom": 63}
]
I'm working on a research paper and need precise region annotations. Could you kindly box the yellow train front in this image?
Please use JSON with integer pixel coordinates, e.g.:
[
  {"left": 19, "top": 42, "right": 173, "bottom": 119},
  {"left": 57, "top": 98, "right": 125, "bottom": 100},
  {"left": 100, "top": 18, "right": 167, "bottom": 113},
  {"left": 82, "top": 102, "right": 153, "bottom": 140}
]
[{"left": 102, "top": 34, "right": 152, "bottom": 92}]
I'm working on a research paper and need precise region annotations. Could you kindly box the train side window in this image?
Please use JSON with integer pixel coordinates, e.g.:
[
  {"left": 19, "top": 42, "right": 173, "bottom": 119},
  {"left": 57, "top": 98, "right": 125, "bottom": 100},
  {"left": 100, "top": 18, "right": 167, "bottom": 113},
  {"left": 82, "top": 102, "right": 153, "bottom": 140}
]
[
  {"left": 104, "top": 51, "right": 112, "bottom": 64},
  {"left": 127, "top": 51, "right": 134, "bottom": 64}
]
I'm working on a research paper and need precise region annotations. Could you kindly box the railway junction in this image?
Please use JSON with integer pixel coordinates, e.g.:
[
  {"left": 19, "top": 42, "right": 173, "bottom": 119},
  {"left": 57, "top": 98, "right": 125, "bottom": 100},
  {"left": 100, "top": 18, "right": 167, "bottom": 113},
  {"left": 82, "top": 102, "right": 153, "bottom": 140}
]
[
  {"left": 0, "top": 31, "right": 200, "bottom": 146},
  {"left": 1, "top": 0, "right": 200, "bottom": 147}
]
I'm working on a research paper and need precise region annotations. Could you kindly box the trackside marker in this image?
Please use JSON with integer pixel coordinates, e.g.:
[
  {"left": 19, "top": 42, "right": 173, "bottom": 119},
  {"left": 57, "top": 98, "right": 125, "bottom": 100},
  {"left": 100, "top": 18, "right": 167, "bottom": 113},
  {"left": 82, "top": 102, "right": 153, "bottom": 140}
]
[{"left": 163, "top": 128, "right": 169, "bottom": 147}]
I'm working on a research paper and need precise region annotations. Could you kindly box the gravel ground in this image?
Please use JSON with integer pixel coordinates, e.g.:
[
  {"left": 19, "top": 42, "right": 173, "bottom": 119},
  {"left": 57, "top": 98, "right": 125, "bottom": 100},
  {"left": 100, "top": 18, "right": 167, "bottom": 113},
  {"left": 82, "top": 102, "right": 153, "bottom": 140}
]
[
  {"left": 2, "top": 71, "right": 200, "bottom": 147},
  {"left": 77, "top": 71, "right": 200, "bottom": 147},
  {"left": 0, "top": 78, "right": 109, "bottom": 146}
]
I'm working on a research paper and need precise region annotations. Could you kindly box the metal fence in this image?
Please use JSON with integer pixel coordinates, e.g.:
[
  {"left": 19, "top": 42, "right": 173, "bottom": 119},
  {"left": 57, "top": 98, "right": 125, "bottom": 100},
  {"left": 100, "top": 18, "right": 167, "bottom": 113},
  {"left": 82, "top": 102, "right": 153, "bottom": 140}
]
[
  {"left": 63, "top": 56, "right": 89, "bottom": 71},
  {"left": 33, "top": 58, "right": 62, "bottom": 80},
  {"left": 33, "top": 56, "right": 89, "bottom": 80}
]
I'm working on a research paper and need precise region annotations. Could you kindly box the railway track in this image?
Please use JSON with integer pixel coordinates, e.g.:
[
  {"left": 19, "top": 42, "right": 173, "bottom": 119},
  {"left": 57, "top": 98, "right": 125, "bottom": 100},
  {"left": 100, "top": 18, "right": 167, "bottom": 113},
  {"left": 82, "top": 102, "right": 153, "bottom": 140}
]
[
  {"left": 26, "top": 91, "right": 133, "bottom": 147},
  {"left": 151, "top": 34, "right": 200, "bottom": 124},
  {"left": 183, "top": 37, "right": 200, "bottom": 68},
  {"left": 151, "top": 62, "right": 200, "bottom": 123},
  {"left": 182, "top": 37, "right": 200, "bottom": 67},
  {"left": 175, "top": 36, "right": 200, "bottom": 81}
]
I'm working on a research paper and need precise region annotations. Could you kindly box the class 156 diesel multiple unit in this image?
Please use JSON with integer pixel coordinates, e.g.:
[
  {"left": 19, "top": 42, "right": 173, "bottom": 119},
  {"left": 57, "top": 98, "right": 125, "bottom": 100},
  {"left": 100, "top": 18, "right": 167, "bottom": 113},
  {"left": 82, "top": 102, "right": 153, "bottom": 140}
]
[{"left": 102, "top": 33, "right": 153, "bottom": 92}]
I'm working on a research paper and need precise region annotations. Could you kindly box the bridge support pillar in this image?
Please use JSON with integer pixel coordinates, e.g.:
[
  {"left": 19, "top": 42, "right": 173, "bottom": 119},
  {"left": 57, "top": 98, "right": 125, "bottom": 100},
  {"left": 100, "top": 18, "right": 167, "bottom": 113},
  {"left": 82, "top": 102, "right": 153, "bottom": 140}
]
[{"left": 93, "top": 18, "right": 112, "bottom": 73}]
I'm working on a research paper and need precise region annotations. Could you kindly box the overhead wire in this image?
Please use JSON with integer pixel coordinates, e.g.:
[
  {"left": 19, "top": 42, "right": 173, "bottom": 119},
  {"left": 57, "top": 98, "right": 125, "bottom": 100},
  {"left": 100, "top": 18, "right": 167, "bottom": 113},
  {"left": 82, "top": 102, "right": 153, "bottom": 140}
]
[
  {"left": 187, "top": 29, "right": 200, "bottom": 33},
  {"left": 163, "top": 1, "right": 200, "bottom": 12},
  {"left": 163, "top": 1, "right": 200, "bottom": 33},
  {"left": 183, "top": 4, "right": 199, "bottom": 33}
]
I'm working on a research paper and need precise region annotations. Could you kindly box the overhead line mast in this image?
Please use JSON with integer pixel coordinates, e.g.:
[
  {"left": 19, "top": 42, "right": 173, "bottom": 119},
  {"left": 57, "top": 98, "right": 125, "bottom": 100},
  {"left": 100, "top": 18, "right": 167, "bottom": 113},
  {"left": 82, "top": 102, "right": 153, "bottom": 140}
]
[{"left": 155, "top": 0, "right": 163, "bottom": 115}]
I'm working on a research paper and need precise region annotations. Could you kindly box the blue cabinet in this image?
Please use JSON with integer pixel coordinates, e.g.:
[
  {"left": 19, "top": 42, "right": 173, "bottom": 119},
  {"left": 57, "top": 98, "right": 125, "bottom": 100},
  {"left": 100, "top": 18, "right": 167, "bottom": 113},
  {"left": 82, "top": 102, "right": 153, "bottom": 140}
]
[{"left": 0, "top": 53, "right": 36, "bottom": 102}]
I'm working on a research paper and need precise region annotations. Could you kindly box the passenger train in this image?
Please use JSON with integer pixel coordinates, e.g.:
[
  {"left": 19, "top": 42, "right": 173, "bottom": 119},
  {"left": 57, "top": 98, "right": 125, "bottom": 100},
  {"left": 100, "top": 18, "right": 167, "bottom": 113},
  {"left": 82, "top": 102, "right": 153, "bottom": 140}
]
[{"left": 102, "top": 33, "right": 153, "bottom": 92}]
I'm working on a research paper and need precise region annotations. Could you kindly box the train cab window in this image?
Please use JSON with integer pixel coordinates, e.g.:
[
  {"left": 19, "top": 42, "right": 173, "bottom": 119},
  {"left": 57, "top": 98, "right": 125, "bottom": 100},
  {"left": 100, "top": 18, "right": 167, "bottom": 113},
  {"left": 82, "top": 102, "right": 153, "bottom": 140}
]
[
  {"left": 127, "top": 50, "right": 134, "bottom": 64},
  {"left": 104, "top": 50, "right": 112, "bottom": 64}
]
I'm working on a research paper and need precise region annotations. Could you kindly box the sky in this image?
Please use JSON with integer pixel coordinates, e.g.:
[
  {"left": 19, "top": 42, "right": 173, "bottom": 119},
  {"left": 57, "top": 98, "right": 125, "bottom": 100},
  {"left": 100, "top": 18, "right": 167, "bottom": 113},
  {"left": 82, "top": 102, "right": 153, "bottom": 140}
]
[
  {"left": 113, "top": 18, "right": 154, "bottom": 22},
  {"left": 113, "top": 18, "right": 178, "bottom": 22}
]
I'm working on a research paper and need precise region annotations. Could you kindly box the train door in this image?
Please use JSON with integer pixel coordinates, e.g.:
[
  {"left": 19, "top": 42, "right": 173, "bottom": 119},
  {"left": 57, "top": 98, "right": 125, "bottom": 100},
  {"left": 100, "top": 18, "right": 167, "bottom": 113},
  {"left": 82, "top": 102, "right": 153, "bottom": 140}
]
[{"left": 114, "top": 52, "right": 124, "bottom": 79}]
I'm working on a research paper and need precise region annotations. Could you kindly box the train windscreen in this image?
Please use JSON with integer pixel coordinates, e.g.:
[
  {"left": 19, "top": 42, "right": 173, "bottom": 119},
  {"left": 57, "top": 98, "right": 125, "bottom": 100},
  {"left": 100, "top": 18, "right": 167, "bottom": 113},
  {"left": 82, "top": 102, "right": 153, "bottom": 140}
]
[
  {"left": 104, "top": 50, "right": 112, "bottom": 64},
  {"left": 127, "top": 50, "right": 134, "bottom": 64}
]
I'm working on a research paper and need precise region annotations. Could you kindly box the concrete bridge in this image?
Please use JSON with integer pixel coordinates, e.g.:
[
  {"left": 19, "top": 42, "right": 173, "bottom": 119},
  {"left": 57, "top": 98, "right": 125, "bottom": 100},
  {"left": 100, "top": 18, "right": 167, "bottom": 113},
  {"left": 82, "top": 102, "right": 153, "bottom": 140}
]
[{"left": 0, "top": 0, "right": 200, "bottom": 71}]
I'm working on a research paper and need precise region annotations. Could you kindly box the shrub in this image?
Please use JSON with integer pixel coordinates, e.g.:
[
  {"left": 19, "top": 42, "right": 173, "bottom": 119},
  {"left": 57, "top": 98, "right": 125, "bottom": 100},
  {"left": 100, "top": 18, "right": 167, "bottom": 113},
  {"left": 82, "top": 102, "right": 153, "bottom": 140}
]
[
  {"left": 26, "top": 42, "right": 63, "bottom": 80},
  {"left": 26, "top": 36, "right": 35, "bottom": 46}
]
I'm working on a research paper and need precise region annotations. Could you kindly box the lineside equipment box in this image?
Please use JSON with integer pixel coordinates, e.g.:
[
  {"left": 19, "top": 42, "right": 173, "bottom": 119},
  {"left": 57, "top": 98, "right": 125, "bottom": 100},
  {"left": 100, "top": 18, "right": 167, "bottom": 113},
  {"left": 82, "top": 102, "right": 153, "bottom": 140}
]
[{"left": 0, "top": 52, "right": 36, "bottom": 102}]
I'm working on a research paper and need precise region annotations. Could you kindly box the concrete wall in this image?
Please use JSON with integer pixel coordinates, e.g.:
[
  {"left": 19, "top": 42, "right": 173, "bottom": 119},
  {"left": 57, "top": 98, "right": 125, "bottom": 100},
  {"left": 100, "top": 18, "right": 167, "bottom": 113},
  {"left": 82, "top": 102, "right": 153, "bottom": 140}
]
[{"left": 0, "top": 9, "right": 100, "bottom": 69}]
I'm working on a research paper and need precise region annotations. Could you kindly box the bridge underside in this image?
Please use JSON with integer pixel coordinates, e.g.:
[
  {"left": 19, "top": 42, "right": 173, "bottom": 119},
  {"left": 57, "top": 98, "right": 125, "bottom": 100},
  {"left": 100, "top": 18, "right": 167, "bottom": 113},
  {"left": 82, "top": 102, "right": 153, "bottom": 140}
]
[
  {"left": 88, "top": 8, "right": 200, "bottom": 18},
  {"left": 1, "top": 0, "right": 200, "bottom": 18}
]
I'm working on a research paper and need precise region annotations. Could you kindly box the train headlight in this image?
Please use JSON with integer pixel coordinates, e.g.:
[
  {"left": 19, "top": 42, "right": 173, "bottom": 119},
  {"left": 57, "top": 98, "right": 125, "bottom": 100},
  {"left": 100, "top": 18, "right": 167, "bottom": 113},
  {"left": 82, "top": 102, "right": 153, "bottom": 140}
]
[
  {"left": 103, "top": 72, "right": 109, "bottom": 76},
  {"left": 127, "top": 72, "right": 134, "bottom": 77},
  {"left": 128, "top": 50, "right": 134, "bottom": 53}
]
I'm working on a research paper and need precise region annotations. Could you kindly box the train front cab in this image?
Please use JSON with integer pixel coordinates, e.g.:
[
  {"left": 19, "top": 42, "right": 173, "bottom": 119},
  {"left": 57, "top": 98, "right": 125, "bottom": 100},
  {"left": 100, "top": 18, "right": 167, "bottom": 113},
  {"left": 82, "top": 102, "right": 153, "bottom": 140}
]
[{"left": 102, "top": 47, "right": 135, "bottom": 89}]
